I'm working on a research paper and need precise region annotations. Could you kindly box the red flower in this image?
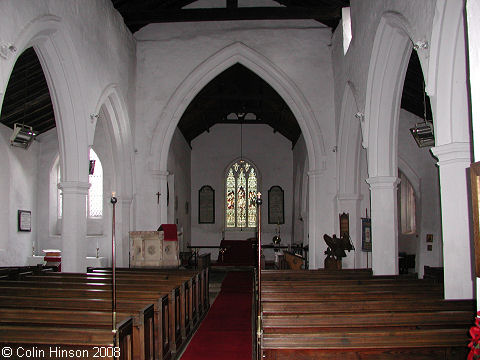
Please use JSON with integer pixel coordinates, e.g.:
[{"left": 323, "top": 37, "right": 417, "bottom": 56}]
[{"left": 468, "top": 313, "right": 480, "bottom": 360}]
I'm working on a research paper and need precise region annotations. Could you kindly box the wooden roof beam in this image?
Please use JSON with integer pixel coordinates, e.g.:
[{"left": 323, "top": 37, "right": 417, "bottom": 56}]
[{"left": 125, "top": 7, "right": 340, "bottom": 25}]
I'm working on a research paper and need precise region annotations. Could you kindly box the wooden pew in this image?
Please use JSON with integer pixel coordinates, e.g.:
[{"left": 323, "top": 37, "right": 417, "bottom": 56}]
[
  {"left": 0, "top": 296, "right": 167, "bottom": 360},
  {"left": 88, "top": 267, "right": 210, "bottom": 315},
  {"left": 0, "top": 317, "right": 134, "bottom": 360},
  {"left": 19, "top": 268, "right": 206, "bottom": 356},
  {"left": 0, "top": 284, "right": 174, "bottom": 359},
  {"left": 259, "top": 269, "right": 473, "bottom": 359},
  {"left": 25, "top": 271, "right": 201, "bottom": 337},
  {"left": 262, "top": 329, "right": 469, "bottom": 360},
  {"left": 262, "top": 298, "right": 475, "bottom": 314},
  {"left": 0, "top": 307, "right": 152, "bottom": 360}
]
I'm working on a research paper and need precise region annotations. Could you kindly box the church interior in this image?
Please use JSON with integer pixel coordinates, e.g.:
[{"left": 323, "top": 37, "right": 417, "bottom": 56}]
[{"left": 0, "top": 0, "right": 479, "bottom": 359}]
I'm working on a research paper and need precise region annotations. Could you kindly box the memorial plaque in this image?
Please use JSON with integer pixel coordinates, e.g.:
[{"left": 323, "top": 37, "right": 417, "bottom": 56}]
[
  {"left": 268, "top": 186, "right": 284, "bottom": 224},
  {"left": 199, "top": 185, "right": 215, "bottom": 223}
]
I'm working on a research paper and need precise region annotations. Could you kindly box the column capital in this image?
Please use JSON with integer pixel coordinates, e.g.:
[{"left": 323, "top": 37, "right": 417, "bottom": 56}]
[
  {"left": 366, "top": 176, "right": 400, "bottom": 190},
  {"left": 431, "top": 142, "right": 471, "bottom": 166},
  {"left": 307, "top": 169, "right": 325, "bottom": 178},
  {"left": 336, "top": 193, "right": 363, "bottom": 202},
  {"left": 58, "top": 181, "right": 90, "bottom": 194},
  {"left": 151, "top": 170, "right": 169, "bottom": 179}
]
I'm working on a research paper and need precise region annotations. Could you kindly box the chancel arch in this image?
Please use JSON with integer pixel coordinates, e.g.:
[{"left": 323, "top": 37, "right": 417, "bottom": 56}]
[{"left": 150, "top": 41, "right": 328, "bottom": 267}]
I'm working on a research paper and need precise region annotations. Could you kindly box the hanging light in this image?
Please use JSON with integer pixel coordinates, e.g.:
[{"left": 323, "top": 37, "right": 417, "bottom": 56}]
[{"left": 410, "top": 80, "right": 434, "bottom": 147}]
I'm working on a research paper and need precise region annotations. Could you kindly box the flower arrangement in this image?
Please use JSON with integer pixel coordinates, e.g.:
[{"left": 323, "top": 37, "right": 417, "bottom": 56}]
[{"left": 468, "top": 311, "right": 480, "bottom": 360}]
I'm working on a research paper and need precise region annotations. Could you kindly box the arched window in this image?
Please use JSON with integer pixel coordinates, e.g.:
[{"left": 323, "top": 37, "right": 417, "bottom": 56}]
[
  {"left": 226, "top": 160, "right": 258, "bottom": 229},
  {"left": 55, "top": 148, "right": 103, "bottom": 218},
  {"left": 399, "top": 171, "right": 416, "bottom": 234},
  {"left": 57, "top": 162, "right": 62, "bottom": 218},
  {"left": 88, "top": 148, "right": 103, "bottom": 218}
]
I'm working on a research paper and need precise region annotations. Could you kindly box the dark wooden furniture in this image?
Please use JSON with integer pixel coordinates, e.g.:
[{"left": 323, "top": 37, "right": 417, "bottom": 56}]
[{"left": 259, "top": 269, "right": 474, "bottom": 360}]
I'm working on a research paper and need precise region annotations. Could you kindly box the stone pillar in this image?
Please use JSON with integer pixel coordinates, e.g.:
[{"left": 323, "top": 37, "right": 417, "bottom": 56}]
[
  {"left": 431, "top": 142, "right": 473, "bottom": 299},
  {"left": 308, "top": 169, "right": 332, "bottom": 269},
  {"left": 336, "top": 194, "right": 362, "bottom": 268},
  {"left": 59, "top": 181, "right": 89, "bottom": 272},
  {"left": 366, "top": 176, "right": 400, "bottom": 275},
  {"left": 119, "top": 197, "right": 132, "bottom": 267}
]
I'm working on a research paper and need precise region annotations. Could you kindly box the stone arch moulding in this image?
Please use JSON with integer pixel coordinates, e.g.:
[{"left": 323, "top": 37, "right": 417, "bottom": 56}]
[
  {"left": 337, "top": 81, "right": 362, "bottom": 195},
  {"left": 397, "top": 156, "right": 421, "bottom": 199},
  {"left": 94, "top": 84, "right": 134, "bottom": 201},
  {"left": 4, "top": 14, "right": 89, "bottom": 183},
  {"left": 364, "top": 12, "right": 414, "bottom": 178},
  {"left": 150, "top": 41, "right": 326, "bottom": 175},
  {"left": 427, "top": 0, "right": 469, "bottom": 146}
]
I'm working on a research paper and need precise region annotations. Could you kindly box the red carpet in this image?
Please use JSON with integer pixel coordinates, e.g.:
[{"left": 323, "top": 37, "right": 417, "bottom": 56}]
[{"left": 180, "top": 271, "right": 253, "bottom": 360}]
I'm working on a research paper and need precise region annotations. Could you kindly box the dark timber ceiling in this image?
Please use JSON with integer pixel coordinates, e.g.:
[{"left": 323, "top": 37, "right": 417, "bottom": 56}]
[
  {"left": 110, "top": 0, "right": 350, "bottom": 32},
  {"left": 178, "top": 63, "right": 301, "bottom": 146},
  {"left": 0, "top": 1, "right": 432, "bottom": 147},
  {"left": 0, "top": 47, "right": 55, "bottom": 135}
]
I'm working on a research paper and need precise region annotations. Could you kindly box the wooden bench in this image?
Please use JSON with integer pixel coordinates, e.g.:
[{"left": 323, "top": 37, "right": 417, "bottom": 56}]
[
  {"left": 88, "top": 267, "right": 210, "bottom": 314},
  {"left": 259, "top": 269, "right": 473, "bottom": 360},
  {"left": 0, "top": 307, "right": 152, "bottom": 360},
  {"left": 0, "top": 295, "right": 168, "bottom": 360},
  {"left": 0, "top": 283, "right": 174, "bottom": 359},
  {"left": 0, "top": 317, "right": 134, "bottom": 360},
  {"left": 18, "top": 268, "right": 207, "bottom": 357},
  {"left": 26, "top": 270, "right": 203, "bottom": 335}
]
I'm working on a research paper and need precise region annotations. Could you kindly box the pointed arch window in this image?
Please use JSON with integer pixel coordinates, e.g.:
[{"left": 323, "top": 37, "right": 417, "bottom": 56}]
[
  {"left": 55, "top": 148, "right": 103, "bottom": 219},
  {"left": 399, "top": 171, "right": 416, "bottom": 235},
  {"left": 88, "top": 149, "right": 103, "bottom": 218},
  {"left": 226, "top": 160, "right": 258, "bottom": 229}
]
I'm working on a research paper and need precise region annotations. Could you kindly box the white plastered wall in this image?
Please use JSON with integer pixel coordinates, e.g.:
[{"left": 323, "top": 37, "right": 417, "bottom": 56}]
[
  {"left": 191, "top": 124, "right": 292, "bottom": 261},
  {"left": 136, "top": 22, "right": 335, "bottom": 268},
  {"left": 0, "top": 1, "right": 136, "bottom": 271}
]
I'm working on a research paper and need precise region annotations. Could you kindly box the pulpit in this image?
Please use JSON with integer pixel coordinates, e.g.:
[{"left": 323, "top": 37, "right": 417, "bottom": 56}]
[{"left": 129, "top": 225, "right": 180, "bottom": 268}]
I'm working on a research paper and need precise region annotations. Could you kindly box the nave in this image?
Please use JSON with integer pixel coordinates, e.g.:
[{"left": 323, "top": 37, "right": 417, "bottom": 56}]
[{"left": 0, "top": 264, "right": 474, "bottom": 360}]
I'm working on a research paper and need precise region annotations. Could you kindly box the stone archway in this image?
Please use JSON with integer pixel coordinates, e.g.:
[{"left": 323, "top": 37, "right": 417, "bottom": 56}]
[
  {"left": 428, "top": 0, "right": 473, "bottom": 299},
  {"left": 149, "top": 41, "right": 327, "bottom": 268},
  {"left": 364, "top": 12, "right": 413, "bottom": 275},
  {"left": 94, "top": 85, "right": 134, "bottom": 266},
  {"left": 1, "top": 15, "right": 90, "bottom": 272}
]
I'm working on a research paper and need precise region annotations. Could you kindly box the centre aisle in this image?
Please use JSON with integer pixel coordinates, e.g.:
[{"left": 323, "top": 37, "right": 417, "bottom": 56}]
[{"left": 180, "top": 270, "right": 253, "bottom": 360}]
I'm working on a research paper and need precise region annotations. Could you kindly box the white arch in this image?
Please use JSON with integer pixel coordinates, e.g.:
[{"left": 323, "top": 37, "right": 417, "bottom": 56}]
[
  {"left": 150, "top": 42, "right": 325, "bottom": 174},
  {"left": 363, "top": 12, "right": 414, "bottom": 275},
  {"left": 4, "top": 14, "right": 89, "bottom": 182},
  {"left": 94, "top": 85, "right": 134, "bottom": 200},
  {"left": 2, "top": 14, "right": 89, "bottom": 272},
  {"left": 337, "top": 82, "right": 362, "bottom": 195},
  {"left": 365, "top": 12, "right": 413, "bottom": 178}
]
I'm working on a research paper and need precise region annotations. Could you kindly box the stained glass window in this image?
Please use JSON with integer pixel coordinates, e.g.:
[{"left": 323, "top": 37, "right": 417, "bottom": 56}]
[{"left": 225, "top": 160, "right": 258, "bottom": 228}]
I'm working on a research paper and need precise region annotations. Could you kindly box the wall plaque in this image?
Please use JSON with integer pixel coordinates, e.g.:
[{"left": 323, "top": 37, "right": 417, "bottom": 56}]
[
  {"left": 18, "top": 210, "right": 31, "bottom": 232},
  {"left": 268, "top": 186, "right": 284, "bottom": 224},
  {"left": 199, "top": 185, "right": 215, "bottom": 224}
]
